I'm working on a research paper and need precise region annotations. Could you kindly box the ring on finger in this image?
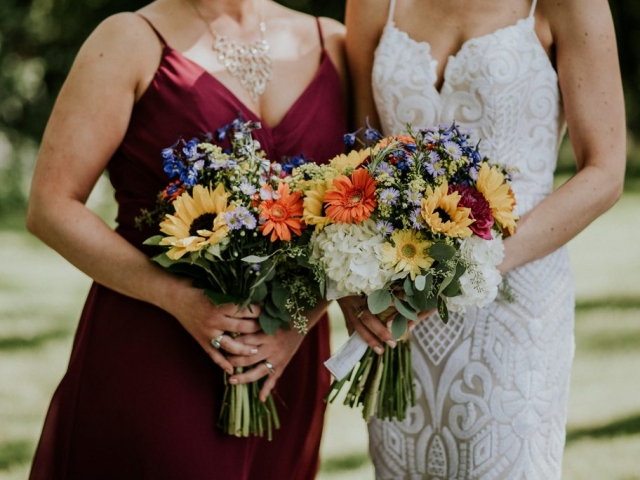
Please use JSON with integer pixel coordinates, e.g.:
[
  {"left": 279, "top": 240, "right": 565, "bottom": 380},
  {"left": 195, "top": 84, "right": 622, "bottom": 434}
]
[
  {"left": 264, "top": 360, "right": 275, "bottom": 375},
  {"left": 210, "top": 333, "right": 225, "bottom": 350},
  {"left": 354, "top": 305, "right": 366, "bottom": 319}
]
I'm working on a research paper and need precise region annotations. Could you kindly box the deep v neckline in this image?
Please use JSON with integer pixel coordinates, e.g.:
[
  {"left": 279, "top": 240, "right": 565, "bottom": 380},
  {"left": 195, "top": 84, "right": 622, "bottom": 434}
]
[
  {"left": 386, "top": 16, "right": 533, "bottom": 95},
  {"left": 164, "top": 45, "right": 333, "bottom": 130}
]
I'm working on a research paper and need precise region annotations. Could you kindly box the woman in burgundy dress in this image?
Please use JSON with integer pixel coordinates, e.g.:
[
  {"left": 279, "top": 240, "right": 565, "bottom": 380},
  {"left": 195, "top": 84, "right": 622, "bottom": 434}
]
[{"left": 26, "top": 1, "right": 347, "bottom": 478}]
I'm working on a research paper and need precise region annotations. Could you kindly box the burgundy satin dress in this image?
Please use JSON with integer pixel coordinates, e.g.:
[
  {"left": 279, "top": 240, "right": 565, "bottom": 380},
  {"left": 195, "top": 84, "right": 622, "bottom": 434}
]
[{"left": 29, "top": 16, "right": 346, "bottom": 480}]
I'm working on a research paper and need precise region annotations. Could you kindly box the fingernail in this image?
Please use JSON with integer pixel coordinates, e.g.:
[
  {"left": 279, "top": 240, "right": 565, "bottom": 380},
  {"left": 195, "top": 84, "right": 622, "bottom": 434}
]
[
  {"left": 386, "top": 340, "right": 397, "bottom": 348},
  {"left": 374, "top": 346, "right": 384, "bottom": 355},
  {"left": 229, "top": 378, "right": 238, "bottom": 385},
  {"left": 250, "top": 348, "right": 258, "bottom": 355}
]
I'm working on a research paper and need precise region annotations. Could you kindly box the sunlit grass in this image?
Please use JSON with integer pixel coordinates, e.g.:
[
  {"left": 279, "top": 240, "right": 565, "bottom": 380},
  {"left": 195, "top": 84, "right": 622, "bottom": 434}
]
[{"left": 0, "top": 192, "right": 638, "bottom": 479}]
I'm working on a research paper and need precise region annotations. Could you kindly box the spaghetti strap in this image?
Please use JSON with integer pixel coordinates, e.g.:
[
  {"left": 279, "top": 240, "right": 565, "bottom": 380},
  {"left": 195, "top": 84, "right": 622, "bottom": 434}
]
[
  {"left": 315, "top": 17, "right": 324, "bottom": 49},
  {"left": 529, "top": 0, "right": 538, "bottom": 18},
  {"left": 386, "top": 0, "right": 397, "bottom": 25},
  {"left": 137, "top": 14, "right": 168, "bottom": 47}
]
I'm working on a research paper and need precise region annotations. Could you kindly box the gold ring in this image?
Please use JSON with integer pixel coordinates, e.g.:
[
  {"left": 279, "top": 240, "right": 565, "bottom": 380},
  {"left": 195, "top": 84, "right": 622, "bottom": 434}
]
[{"left": 354, "top": 305, "right": 366, "bottom": 319}]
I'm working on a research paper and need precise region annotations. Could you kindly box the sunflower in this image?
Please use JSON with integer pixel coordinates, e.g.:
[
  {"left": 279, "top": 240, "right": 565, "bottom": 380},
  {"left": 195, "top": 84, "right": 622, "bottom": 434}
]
[
  {"left": 303, "top": 180, "right": 332, "bottom": 231},
  {"left": 380, "top": 229, "right": 434, "bottom": 280},
  {"left": 329, "top": 149, "right": 370, "bottom": 174},
  {"left": 159, "top": 183, "right": 233, "bottom": 260},
  {"left": 421, "top": 181, "right": 474, "bottom": 238},
  {"left": 476, "top": 163, "right": 518, "bottom": 236},
  {"left": 259, "top": 182, "right": 304, "bottom": 242},
  {"left": 324, "top": 168, "right": 377, "bottom": 224}
]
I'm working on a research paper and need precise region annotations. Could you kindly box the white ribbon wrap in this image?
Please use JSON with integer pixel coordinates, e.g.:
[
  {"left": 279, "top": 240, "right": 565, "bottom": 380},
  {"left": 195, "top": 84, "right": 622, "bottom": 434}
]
[{"left": 324, "top": 332, "right": 369, "bottom": 380}]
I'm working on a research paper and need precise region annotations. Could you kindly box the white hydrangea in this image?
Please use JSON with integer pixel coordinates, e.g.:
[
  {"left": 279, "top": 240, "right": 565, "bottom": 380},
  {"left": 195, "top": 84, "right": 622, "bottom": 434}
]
[
  {"left": 447, "top": 233, "right": 505, "bottom": 313},
  {"left": 311, "top": 219, "right": 394, "bottom": 300}
]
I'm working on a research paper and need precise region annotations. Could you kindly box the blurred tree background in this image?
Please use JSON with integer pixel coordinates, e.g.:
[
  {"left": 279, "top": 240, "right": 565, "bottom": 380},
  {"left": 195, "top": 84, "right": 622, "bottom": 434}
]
[
  {"left": 0, "top": 0, "right": 637, "bottom": 221},
  {"left": 0, "top": 0, "right": 346, "bottom": 221},
  {"left": 0, "top": 0, "right": 640, "bottom": 224}
]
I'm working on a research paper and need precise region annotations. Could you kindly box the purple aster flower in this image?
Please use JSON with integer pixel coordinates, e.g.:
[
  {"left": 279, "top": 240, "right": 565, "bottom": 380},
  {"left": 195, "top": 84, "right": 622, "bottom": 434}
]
[
  {"left": 240, "top": 180, "right": 257, "bottom": 196},
  {"left": 443, "top": 141, "right": 463, "bottom": 160},
  {"left": 425, "top": 131, "right": 443, "bottom": 143},
  {"left": 251, "top": 264, "right": 261, "bottom": 272},
  {"left": 260, "top": 186, "right": 280, "bottom": 201},
  {"left": 193, "top": 159, "right": 205, "bottom": 171},
  {"left": 376, "top": 220, "right": 394, "bottom": 236},
  {"left": 406, "top": 189, "right": 423, "bottom": 206},
  {"left": 410, "top": 208, "right": 424, "bottom": 230},
  {"left": 379, "top": 187, "right": 400, "bottom": 205},
  {"left": 375, "top": 162, "right": 394, "bottom": 177},
  {"left": 241, "top": 214, "right": 257, "bottom": 230},
  {"left": 224, "top": 211, "right": 243, "bottom": 230},
  {"left": 426, "top": 159, "right": 445, "bottom": 178}
]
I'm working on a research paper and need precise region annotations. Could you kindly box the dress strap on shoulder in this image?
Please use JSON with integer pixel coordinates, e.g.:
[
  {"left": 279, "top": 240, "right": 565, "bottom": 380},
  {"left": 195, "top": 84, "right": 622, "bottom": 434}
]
[
  {"left": 528, "top": 0, "right": 538, "bottom": 18},
  {"left": 315, "top": 17, "right": 325, "bottom": 49},
  {"left": 137, "top": 14, "right": 168, "bottom": 47},
  {"left": 386, "top": 0, "right": 397, "bottom": 24}
]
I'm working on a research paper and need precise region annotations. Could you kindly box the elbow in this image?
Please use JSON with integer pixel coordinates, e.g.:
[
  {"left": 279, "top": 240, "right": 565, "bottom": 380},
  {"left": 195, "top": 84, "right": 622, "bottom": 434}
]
[{"left": 25, "top": 202, "right": 40, "bottom": 237}]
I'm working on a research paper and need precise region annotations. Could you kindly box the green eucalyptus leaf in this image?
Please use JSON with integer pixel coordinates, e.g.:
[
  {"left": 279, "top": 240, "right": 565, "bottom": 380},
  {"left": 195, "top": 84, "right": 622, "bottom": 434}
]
[
  {"left": 391, "top": 313, "right": 408, "bottom": 340},
  {"left": 429, "top": 243, "right": 456, "bottom": 262},
  {"left": 242, "top": 254, "right": 273, "bottom": 263},
  {"left": 250, "top": 281, "right": 268, "bottom": 303},
  {"left": 442, "top": 279, "right": 462, "bottom": 297},
  {"left": 143, "top": 235, "right": 164, "bottom": 246},
  {"left": 259, "top": 311, "right": 282, "bottom": 335},
  {"left": 414, "top": 275, "right": 426, "bottom": 291},
  {"left": 437, "top": 296, "right": 449, "bottom": 324},
  {"left": 437, "top": 272, "right": 455, "bottom": 296},
  {"left": 265, "top": 300, "right": 290, "bottom": 322},
  {"left": 406, "top": 290, "right": 428, "bottom": 312},
  {"left": 368, "top": 289, "right": 393, "bottom": 315},
  {"left": 391, "top": 270, "right": 409, "bottom": 281},
  {"left": 393, "top": 297, "right": 418, "bottom": 321},
  {"left": 204, "top": 290, "right": 240, "bottom": 306},
  {"left": 403, "top": 276, "right": 415, "bottom": 296},
  {"left": 271, "top": 281, "right": 288, "bottom": 310}
]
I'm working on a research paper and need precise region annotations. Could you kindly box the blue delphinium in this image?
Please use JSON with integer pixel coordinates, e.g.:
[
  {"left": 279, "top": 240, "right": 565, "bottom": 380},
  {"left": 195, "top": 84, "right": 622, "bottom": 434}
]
[{"left": 282, "top": 154, "right": 307, "bottom": 174}]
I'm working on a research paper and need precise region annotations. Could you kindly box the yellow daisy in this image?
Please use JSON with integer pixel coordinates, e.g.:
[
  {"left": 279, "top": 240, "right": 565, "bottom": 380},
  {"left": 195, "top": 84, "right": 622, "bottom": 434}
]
[
  {"left": 329, "top": 149, "right": 370, "bottom": 174},
  {"left": 476, "top": 163, "right": 518, "bottom": 236},
  {"left": 159, "top": 183, "right": 234, "bottom": 259},
  {"left": 421, "top": 182, "right": 474, "bottom": 238},
  {"left": 380, "top": 229, "right": 434, "bottom": 280},
  {"left": 303, "top": 180, "right": 332, "bottom": 231}
]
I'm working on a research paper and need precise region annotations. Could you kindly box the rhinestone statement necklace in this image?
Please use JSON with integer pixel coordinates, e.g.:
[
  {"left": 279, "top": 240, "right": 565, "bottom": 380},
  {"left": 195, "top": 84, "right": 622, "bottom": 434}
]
[{"left": 188, "top": 0, "right": 273, "bottom": 100}]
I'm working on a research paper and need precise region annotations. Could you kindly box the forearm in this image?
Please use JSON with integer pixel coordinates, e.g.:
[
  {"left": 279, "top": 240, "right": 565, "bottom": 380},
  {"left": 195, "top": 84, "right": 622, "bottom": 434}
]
[
  {"left": 500, "top": 162, "right": 623, "bottom": 274},
  {"left": 26, "top": 196, "right": 184, "bottom": 312}
]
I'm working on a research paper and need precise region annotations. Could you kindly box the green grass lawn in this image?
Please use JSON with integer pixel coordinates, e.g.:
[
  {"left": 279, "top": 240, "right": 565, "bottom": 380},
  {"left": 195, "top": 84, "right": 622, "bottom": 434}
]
[{"left": 0, "top": 193, "right": 639, "bottom": 479}]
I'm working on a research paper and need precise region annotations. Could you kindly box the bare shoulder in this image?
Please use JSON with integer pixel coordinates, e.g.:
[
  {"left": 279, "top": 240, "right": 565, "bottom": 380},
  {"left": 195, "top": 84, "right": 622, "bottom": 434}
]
[
  {"left": 538, "top": 0, "right": 615, "bottom": 37},
  {"left": 346, "top": 0, "right": 388, "bottom": 32},
  {"left": 74, "top": 12, "right": 162, "bottom": 95}
]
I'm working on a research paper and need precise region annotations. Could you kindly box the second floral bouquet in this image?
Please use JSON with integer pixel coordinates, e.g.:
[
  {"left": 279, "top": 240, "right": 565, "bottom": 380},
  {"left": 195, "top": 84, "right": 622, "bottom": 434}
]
[{"left": 290, "top": 122, "right": 518, "bottom": 421}]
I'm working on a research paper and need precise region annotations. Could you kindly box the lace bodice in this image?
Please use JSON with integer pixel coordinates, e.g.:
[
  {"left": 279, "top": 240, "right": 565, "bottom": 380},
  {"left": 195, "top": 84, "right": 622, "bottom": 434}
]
[{"left": 372, "top": 1, "right": 565, "bottom": 215}]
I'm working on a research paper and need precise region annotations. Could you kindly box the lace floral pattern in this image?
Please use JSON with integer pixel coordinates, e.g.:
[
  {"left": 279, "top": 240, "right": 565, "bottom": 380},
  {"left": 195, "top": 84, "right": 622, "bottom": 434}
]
[{"left": 369, "top": 11, "right": 575, "bottom": 480}]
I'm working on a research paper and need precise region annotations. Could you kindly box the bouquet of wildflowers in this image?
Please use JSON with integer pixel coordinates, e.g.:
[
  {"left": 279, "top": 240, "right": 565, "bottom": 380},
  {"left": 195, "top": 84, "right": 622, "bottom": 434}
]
[
  {"left": 290, "top": 122, "right": 517, "bottom": 421},
  {"left": 139, "top": 118, "right": 322, "bottom": 439}
]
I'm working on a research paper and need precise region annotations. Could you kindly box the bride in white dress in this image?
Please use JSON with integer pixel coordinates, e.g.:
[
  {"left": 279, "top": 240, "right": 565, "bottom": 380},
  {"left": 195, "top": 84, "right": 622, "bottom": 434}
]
[{"left": 338, "top": 0, "right": 626, "bottom": 478}]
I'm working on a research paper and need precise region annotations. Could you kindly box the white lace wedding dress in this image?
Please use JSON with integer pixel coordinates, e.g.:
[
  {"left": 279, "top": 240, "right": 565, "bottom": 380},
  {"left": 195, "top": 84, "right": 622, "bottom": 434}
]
[{"left": 368, "top": 0, "right": 575, "bottom": 478}]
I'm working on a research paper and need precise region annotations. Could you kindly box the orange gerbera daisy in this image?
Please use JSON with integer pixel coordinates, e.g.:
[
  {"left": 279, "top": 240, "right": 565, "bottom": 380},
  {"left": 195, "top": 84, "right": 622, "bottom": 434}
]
[
  {"left": 376, "top": 135, "right": 415, "bottom": 149},
  {"left": 258, "top": 182, "right": 305, "bottom": 242},
  {"left": 324, "top": 168, "right": 377, "bottom": 224}
]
